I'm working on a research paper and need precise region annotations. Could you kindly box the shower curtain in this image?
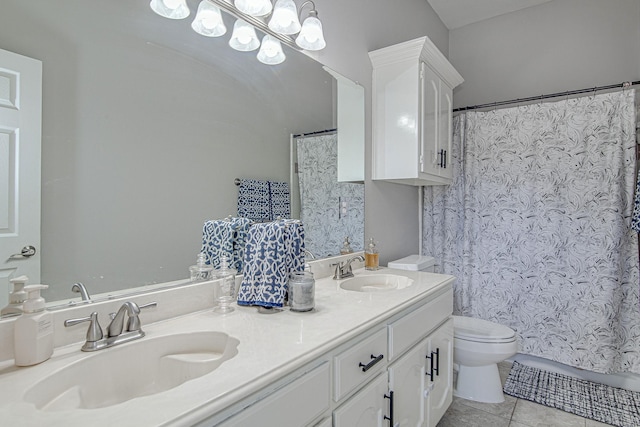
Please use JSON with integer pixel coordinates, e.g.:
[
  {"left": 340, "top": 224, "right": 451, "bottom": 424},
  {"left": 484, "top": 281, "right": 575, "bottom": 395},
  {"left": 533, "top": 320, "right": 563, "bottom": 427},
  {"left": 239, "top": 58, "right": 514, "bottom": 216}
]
[
  {"left": 296, "top": 133, "right": 365, "bottom": 258},
  {"left": 423, "top": 90, "right": 640, "bottom": 375}
]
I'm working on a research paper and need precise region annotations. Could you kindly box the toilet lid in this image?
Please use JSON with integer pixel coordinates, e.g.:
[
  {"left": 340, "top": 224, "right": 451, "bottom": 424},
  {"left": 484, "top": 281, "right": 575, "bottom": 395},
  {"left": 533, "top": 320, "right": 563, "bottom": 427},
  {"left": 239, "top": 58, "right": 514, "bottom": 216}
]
[{"left": 453, "top": 315, "right": 516, "bottom": 343}]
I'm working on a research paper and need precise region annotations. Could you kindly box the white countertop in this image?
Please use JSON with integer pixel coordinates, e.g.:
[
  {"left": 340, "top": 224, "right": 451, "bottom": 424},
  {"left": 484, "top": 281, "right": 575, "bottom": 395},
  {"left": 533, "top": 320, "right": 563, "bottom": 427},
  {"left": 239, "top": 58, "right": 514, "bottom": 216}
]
[{"left": 0, "top": 267, "right": 454, "bottom": 427}]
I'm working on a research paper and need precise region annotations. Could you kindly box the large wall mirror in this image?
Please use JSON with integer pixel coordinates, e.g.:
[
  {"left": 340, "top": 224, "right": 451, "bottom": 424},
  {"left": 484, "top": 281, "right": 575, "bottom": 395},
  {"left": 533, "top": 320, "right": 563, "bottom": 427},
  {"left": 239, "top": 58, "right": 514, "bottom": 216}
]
[{"left": 0, "top": 0, "right": 364, "bottom": 310}]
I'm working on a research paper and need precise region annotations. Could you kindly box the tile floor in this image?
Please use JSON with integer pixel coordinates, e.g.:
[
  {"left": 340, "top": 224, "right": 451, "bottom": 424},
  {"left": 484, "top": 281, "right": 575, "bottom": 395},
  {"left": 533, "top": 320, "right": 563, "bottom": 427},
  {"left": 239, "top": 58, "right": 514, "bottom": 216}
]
[{"left": 436, "top": 362, "right": 615, "bottom": 427}]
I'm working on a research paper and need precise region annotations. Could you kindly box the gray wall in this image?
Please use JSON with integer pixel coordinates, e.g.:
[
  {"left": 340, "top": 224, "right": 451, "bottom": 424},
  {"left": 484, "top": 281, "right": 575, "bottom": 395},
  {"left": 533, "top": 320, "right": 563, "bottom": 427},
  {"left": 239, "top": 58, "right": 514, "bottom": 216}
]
[
  {"left": 449, "top": 0, "right": 640, "bottom": 109},
  {"left": 316, "top": 0, "right": 450, "bottom": 265}
]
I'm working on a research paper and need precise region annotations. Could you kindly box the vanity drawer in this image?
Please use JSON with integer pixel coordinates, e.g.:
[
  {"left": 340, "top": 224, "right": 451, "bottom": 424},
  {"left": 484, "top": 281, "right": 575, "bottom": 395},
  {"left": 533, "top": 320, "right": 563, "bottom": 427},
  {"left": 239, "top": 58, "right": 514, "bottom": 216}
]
[
  {"left": 388, "top": 288, "right": 453, "bottom": 361},
  {"left": 334, "top": 327, "right": 387, "bottom": 402}
]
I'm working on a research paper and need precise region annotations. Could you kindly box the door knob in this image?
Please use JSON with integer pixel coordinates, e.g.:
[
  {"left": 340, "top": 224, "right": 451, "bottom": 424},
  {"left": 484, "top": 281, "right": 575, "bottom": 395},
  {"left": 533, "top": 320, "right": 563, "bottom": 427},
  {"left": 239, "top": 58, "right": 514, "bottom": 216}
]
[{"left": 9, "top": 245, "right": 36, "bottom": 259}]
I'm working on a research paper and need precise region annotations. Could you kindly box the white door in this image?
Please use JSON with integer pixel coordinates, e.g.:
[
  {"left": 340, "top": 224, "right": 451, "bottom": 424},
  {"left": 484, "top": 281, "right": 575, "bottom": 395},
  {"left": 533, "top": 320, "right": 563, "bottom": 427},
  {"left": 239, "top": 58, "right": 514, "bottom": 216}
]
[{"left": 0, "top": 48, "right": 42, "bottom": 309}]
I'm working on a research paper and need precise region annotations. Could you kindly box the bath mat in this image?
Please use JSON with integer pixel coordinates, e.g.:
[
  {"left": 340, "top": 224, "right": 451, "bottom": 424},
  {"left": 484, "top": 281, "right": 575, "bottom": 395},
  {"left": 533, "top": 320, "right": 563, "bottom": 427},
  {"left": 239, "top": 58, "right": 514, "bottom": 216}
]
[{"left": 504, "top": 361, "right": 640, "bottom": 427}]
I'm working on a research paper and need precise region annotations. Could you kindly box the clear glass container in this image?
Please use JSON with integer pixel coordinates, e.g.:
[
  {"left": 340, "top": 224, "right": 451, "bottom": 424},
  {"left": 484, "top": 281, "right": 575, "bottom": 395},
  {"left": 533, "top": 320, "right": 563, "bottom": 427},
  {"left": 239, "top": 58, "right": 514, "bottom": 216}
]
[
  {"left": 288, "top": 270, "right": 315, "bottom": 312},
  {"left": 214, "top": 255, "right": 237, "bottom": 313},
  {"left": 189, "top": 252, "right": 213, "bottom": 282}
]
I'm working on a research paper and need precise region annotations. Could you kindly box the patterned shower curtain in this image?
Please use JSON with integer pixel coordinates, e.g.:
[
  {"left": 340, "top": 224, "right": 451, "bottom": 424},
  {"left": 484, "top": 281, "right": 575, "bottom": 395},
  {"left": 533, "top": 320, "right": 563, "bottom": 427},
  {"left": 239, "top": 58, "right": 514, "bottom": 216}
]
[
  {"left": 423, "top": 90, "right": 640, "bottom": 375},
  {"left": 296, "top": 134, "right": 365, "bottom": 258}
]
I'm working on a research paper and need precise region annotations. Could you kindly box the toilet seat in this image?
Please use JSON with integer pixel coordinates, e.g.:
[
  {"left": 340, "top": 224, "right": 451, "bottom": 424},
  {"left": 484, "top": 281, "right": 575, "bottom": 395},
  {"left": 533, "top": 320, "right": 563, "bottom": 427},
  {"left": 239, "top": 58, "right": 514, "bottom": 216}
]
[{"left": 453, "top": 315, "right": 516, "bottom": 343}]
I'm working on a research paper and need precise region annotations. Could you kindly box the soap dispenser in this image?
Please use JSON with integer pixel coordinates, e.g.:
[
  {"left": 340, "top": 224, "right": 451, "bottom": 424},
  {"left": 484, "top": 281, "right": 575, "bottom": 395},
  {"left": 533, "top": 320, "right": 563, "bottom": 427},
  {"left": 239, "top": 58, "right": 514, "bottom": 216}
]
[
  {"left": 365, "top": 237, "right": 380, "bottom": 271},
  {"left": 1, "top": 275, "right": 29, "bottom": 317},
  {"left": 14, "top": 284, "right": 53, "bottom": 366},
  {"left": 190, "top": 252, "right": 214, "bottom": 282}
]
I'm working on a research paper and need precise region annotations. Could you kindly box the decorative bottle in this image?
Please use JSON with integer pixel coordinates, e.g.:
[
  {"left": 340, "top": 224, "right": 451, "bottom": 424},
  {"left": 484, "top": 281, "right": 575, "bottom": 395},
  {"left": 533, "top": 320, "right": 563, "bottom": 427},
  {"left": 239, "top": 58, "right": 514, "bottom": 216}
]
[
  {"left": 14, "top": 284, "right": 53, "bottom": 366},
  {"left": 365, "top": 237, "right": 379, "bottom": 271},
  {"left": 214, "top": 255, "right": 237, "bottom": 314},
  {"left": 340, "top": 237, "right": 353, "bottom": 255},
  {"left": 190, "top": 252, "right": 213, "bottom": 283}
]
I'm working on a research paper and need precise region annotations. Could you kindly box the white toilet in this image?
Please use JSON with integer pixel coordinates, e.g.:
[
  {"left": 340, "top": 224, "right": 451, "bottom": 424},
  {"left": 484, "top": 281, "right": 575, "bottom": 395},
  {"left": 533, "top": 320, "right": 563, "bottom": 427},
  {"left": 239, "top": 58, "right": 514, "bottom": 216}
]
[{"left": 388, "top": 255, "right": 518, "bottom": 403}]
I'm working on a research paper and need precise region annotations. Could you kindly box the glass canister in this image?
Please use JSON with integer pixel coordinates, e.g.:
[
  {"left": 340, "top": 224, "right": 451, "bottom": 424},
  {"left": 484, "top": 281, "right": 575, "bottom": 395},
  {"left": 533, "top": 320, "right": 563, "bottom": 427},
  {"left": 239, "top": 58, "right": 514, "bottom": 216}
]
[{"left": 288, "top": 270, "right": 315, "bottom": 312}]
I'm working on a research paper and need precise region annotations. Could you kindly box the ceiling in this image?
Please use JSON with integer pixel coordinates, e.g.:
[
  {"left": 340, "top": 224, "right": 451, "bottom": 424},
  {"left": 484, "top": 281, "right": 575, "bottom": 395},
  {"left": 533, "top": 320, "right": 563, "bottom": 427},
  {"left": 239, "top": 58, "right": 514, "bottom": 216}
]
[{"left": 427, "top": 0, "right": 553, "bottom": 30}]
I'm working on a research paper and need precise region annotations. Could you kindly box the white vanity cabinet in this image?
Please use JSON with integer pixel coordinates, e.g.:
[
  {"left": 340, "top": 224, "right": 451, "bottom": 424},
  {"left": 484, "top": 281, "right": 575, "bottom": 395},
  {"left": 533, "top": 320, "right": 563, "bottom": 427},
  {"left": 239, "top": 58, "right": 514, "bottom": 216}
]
[
  {"left": 388, "top": 319, "right": 453, "bottom": 427},
  {"left": 369, "top": 36, "right": 463, "bottom": 186}
]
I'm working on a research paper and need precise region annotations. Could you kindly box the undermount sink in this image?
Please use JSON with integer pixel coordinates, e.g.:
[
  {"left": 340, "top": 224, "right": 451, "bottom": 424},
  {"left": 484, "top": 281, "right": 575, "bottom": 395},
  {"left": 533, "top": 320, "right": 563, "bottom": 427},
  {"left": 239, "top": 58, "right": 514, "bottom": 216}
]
[
  {"left": 24, "top": 331, "right": 239, "bottom": 411},
  {"left": 340, "top": 274, "right": 414, "bottom": 292}
]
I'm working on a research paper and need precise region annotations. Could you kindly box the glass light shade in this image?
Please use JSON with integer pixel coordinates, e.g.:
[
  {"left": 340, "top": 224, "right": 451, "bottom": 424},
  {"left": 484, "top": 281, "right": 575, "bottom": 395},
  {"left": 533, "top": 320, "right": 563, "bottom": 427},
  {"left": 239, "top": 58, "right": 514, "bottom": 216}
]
[
  {"left": 295, "top": 16, "right": 326, "bottom": 50},
  {"left": 234, "top": 0, "right": 272, "bottom": 17},
  {"left": 150, "top": 0, "right": 190, "bottom": 19},
  {"left": 268, "top": 0, "right": 301, "bottom": 35},
  {"left": 257, "top": 35, "right": 286, "bottom": 65},
  {"left": 229, "top": 20, "right": 261, "bottom": 51},
  {"left": 191, "top": 1, "right": 227, "bottom": 37}
]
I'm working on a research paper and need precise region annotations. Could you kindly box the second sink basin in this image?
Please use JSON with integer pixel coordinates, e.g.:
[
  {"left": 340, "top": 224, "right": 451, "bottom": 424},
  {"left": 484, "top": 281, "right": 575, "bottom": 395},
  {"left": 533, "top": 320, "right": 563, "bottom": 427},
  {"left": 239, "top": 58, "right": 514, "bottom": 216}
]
[
  {"left": 24, "top": 331, "right": 239, "bottom": 411},
  {"left": 340, "top": 274, "right": 414, "bottom": 292}
]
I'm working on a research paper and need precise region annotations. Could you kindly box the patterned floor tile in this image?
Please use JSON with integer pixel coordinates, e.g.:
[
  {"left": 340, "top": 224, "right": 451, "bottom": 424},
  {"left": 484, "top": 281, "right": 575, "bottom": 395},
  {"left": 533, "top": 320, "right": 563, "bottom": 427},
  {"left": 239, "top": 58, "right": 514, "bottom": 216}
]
[
  {"left": 437, "top": 398, "right": 511, "bottom": 427},
  {"left": 511, "top": 399, "right": 587, "bottom": 427}
]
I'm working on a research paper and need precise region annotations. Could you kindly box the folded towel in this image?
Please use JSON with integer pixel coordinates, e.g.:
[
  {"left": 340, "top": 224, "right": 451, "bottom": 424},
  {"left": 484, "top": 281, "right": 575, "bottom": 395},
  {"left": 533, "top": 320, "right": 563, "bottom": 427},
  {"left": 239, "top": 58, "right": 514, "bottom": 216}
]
[
  {"left": 237, "top": 220, "right": 305, "bottom": 308},
  {"left": 237, "top": 179, "right": 271, "bottom": 222},
  {"left": 201, "top": 220, "right": 234, "bottom": 269},
  {"left": 270, "top": 181, "right": 291, "bottom": 220},
  {"left": 230, "top": 217, "right": 253, "bottom": 272},
  {"left": 237, "top": 179, "right": 291, "bottom": 222}
]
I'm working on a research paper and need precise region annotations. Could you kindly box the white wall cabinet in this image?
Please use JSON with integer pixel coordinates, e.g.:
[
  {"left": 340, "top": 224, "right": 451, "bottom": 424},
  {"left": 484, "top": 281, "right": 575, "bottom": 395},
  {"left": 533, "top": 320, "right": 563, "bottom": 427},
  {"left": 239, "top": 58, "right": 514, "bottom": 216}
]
[{"left": 369, "top": 36, "right": 463, "bottom": 186}]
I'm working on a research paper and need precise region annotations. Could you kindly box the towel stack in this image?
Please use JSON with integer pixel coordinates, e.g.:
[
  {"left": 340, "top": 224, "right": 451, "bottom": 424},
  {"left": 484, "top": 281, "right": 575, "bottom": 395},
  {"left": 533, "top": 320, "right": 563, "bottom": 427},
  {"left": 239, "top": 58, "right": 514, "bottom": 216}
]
[
  {"left": 201, "top": 217, "right": 253, "bottom": 272},
  {"left": 237, "top": 179, "right": 291, "bottom": 222},
  {"left": 237, "top": 220, "right": 305, "bottom": 308}
]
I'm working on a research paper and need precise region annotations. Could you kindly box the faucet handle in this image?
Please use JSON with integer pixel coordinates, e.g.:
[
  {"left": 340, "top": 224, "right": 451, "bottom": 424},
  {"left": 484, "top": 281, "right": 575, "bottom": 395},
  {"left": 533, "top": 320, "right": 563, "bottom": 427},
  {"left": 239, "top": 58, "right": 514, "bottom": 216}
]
[
  {"left": 64, "top": 312, "right": 103, "bottom": 342},
  {"left": 126, "top": 301, "right": 157, "bottom": 332}
]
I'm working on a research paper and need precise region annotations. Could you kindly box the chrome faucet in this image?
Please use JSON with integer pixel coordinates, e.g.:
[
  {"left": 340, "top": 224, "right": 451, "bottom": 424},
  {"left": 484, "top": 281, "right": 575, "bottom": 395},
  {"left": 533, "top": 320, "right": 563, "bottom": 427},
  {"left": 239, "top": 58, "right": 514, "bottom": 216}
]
[
  {"left": 71, "top": 282, "right": 92, "bottom": 302},
  {"left": 332, "top": 255, "right": 365, "bottom": 280},
  {"left": 64, "top": 301, "right": 157, "bottom": 352}
]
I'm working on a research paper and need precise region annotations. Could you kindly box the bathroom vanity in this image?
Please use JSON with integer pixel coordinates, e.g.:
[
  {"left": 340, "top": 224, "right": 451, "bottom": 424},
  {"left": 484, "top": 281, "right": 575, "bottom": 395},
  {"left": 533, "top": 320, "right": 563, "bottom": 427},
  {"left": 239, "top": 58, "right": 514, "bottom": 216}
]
[{"left": 0, "top": 262, "right": 454, "bottom": 427}]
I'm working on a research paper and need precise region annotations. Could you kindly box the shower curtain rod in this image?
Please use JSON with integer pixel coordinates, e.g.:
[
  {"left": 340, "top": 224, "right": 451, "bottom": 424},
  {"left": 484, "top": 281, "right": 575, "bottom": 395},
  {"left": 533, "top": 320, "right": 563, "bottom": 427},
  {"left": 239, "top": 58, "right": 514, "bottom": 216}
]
[
  {"left": 453, "top": 80, "right": 640, "bottom": 113},
  {"left": 293, "top": 128, "right": 337, "bottom": 138}
]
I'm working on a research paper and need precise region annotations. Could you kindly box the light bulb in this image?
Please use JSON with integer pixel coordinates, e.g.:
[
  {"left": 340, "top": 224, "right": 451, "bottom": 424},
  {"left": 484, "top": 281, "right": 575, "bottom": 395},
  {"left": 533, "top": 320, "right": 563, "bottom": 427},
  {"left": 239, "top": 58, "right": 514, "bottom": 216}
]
[
  {"left": 268, "top": 0, "right": 301, "bottom": 35},
  {"left": 150, "top": 0, "right": 190, "bottom": 19},
  {"left": 229, "top": 19, "right": 260, "bottom": 51},
  {"left": 234, "top": 0, "right": 272, "bottom": 17},
  {"left": 257, "top": 35, "right": 286, "bottom": 65},
  {"left": 295, "top": 14, "right": 325, "bottom": 50},
  {"left": 191, "top": 1, "right": 226, "bottom": 37}
]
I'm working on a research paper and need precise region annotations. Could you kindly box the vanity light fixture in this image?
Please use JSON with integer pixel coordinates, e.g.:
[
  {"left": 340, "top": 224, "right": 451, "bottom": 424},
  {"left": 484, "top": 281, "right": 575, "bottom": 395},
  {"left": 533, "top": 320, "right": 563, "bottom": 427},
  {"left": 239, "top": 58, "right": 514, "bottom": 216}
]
[
  {"left": 191, "top": 0, "right": 227, "bottom": 37},
  {"left": 257, "top": 34, "right": 286, "bottom": 64},
  {"left": 149, "top": 0, "right": 326, "bottom": 65},
  {"left": 268, "top": 0, "right": 301, "bottom": 35},
  {"left": 150, "top": 0, "right": 191, "bottom": 19},
  {"left": 234, "top": 0, "right": 272, "bottom": 17},
  {"left": 229, "top": 19, "right": 261, "bottom": 51}
]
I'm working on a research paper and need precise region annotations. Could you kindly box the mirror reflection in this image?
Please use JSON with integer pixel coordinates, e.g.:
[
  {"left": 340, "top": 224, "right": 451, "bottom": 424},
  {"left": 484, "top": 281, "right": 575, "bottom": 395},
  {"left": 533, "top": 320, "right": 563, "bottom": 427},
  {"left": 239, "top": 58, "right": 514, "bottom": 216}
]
[{"left": 0, "top": 0, "right": 364, "bottom": 311}]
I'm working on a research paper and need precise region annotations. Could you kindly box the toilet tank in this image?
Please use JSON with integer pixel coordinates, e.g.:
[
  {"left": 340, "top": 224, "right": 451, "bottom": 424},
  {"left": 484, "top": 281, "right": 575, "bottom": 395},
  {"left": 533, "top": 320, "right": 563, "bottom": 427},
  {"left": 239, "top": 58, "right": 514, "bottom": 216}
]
[{"left": 388, "top": 255, "right": 435, "bottom": 272}]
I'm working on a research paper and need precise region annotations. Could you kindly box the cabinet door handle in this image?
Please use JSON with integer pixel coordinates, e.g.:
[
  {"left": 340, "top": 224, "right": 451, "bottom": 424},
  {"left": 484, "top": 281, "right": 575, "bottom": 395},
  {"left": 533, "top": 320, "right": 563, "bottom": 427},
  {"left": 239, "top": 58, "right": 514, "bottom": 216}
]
[
  {"left": 425, "top": 352, "right": 434, "bottom": 381},
  {"left": 359, "top": 353, "right": 384, "bottom": 372},
  {"left": 437, "top": 149, "right": 444, "bottom": 167},
  {"left": 433, "top": 348, "right": 440, "bottom": 376},
  {"left": 384, "top": 390, "right": 394, "bottom": 426},
  {"left": 443, "top": 150, "right": 447, "bottom": 169}
]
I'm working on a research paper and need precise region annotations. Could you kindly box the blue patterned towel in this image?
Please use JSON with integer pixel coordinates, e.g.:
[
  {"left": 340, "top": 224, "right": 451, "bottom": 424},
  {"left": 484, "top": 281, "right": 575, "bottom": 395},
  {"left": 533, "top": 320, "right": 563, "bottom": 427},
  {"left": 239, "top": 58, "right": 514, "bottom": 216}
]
[
  {"left": 201, "top": 217, "right": 254, "bottom": 272},
  {"left": 230, "top": 217, "right": 253, "bottom": 272},
  {"left": 237, "top": 220, "right": 305, "bottom": 308},
  {"left": 237, "top": 179, "right": 290, "bottom": 221},
  {"left": 201, "top": 220, "right": 234, "bottom": 269}
]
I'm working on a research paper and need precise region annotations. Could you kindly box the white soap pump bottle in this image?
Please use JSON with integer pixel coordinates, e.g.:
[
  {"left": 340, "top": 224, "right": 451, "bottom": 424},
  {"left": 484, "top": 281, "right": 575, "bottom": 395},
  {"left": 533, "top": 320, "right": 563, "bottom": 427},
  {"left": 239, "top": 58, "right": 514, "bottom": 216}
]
[
  {"left": 14, "top": 284, "right": 54, "bottom": 366},
  {"left": 1, "top": 275, "right": 29, "bottom": 317}
]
